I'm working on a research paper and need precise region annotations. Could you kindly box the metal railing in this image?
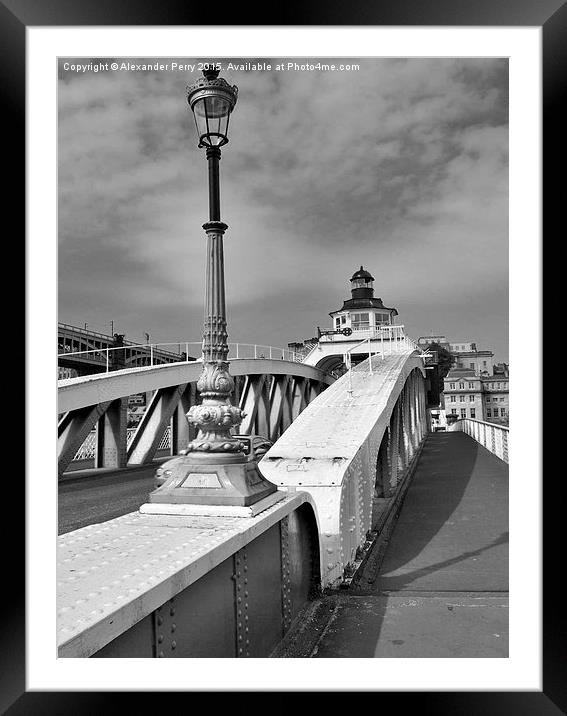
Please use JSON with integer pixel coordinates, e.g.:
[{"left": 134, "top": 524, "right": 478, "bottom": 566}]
[
  {"left": 449, "top": 418, "right": 509, "bottom": 463},
  {"left": 72, "top": 425, "right": 172, "bottom": 461},
  {"left": 320, "top": 324, "right": 414, "bottom": 344},
  {"left": 58, "top": 341, "right": 306, "bottom": 373},
  {"left": 342, "top": 327, "right": 421, "bottom": 394}
]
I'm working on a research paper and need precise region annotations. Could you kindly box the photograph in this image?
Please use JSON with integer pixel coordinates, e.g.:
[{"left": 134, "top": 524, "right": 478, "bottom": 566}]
[{"left": 56, "top": 55, "right": 511, "bottom": 660}]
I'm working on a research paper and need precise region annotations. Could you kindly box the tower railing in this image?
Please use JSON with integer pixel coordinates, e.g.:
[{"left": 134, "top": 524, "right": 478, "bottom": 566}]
[{"left": 319, "top": 324, "right": 412, "bottom": 344}]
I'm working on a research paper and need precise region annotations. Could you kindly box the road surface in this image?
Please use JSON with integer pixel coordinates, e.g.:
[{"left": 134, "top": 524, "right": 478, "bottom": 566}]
[{"left": 58, "top": 464, "right": 160, "bottom": 535}]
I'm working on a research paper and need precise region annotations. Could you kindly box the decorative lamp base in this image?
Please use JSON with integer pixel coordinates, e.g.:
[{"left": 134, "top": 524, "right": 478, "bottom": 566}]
[{"left": 147, "top": 452, "right": 277, "bottom": 507}]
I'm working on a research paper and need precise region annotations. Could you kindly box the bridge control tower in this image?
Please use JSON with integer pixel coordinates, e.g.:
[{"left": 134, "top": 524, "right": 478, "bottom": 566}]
[
  {"left": 296, "top": 267, "right": 416, "bottom": 373},
  {"left": 329, "top": 266, "right": 398, "bottom": 333}
]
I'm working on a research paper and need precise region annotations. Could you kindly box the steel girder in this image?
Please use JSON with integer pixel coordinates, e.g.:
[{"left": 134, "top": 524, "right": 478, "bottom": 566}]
[{"left": 59, "top": 370, "right": 328, "bottom": 475}]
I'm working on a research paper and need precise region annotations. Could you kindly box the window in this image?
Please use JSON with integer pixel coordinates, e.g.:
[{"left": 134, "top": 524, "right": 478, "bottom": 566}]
[
  {"left": 468, "top": 383, "right": 474, "bottom": 389},
  {"left": 451, "top": 408, "right": 457, "bottom": 414},
  {"left": 470, "top": 408, "right": 476, "bottom": 418},
  {"left": 485, "top": 397, "right": 490, "bottom": 402},
  {"left": 483, "top": 361, "right": 487, "bottom": 367},
  {"left": 487, "top": 409, "right": 492, "bottom": 417},
  {"left": 460, "top": 408, "right": 466, "bottom": 418},
  {"left": 500, "top": 397, "right": 505, "bottom": 402},
  {"left": 459, "top": 383, "right": 465, "bottom": 389},
  {"left": 449, "top": 383, "right": 455, "bottom": 389},
  {"left": 450, "top": 396, "right": 456, "bottom": 402},
  {"left": 375, "top": 313, "right": 389, "bottom": 325},
  {"left": 335, "top": 318, "right": 341, "bottom": 329},
  {"left": 460, "top": 395, "right": 465, "bottom": 402},
  {"left": 351, "top": 312, "right": 370, "bottom": 330},
  {"left": 493, "top": 408, "right": 499, "bottom": 417},
  {"left": 470, "top": 363, "right": 475, "bottom": 370},
  {"left": 469, "top": 395, "right": 475, "bottom": 402},
  {"left": 341, "top": 315, "right": 346, "bottom": 324}
]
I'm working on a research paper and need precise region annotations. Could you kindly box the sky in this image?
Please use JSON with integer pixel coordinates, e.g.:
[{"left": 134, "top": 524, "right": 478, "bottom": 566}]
[{"left": 58, "top": 57, "right": 509, "bottom": 362}]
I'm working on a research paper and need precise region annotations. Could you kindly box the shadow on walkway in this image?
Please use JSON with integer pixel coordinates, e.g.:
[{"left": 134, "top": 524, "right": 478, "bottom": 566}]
[{"left": 309, "top": 432, "right": 509, "bottom": 658}]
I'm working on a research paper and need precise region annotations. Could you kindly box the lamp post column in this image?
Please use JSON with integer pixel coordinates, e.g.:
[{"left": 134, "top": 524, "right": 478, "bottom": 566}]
[{"left": 146, "top": 67, "right": 277, "bottom": 509}]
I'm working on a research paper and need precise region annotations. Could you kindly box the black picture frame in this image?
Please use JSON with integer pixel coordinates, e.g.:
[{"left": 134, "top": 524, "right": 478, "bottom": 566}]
[{"left": 11, "top": 0, "right": 562, "bottom": 712}]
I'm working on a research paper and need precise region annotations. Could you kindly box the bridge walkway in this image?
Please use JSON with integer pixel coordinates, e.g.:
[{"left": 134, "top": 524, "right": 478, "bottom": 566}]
[{"left": 281, "top": 431, "right": 509, "bottom": 658}]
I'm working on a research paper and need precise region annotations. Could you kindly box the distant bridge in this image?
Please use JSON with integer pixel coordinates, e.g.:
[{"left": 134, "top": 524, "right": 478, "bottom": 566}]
[{"left": 58, "top": 323, "right": 189, "bottom": 375}]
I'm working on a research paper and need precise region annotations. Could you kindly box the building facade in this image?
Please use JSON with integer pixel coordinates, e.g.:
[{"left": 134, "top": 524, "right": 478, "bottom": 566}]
[
  {"left": 449, "top": 340, "right": 494, "bottom": 376},
  {"left": 481, "top": 375, "right": 509, "bottom": 425},
  {"left": 443, "top": 367, "right": 509, "bottom": 425}
]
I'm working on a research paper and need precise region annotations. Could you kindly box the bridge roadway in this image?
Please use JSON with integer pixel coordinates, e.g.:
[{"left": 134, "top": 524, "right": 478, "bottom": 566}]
[
  {"left": 279, "top": 431, "right": 509, "bottom": 658},
  {"left": 58, "top": 463, "right": 165, "bottom": 535}
]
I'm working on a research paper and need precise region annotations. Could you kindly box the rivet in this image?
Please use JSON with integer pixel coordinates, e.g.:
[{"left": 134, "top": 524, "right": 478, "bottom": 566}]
[
  {"left": 158, "top": 650, "right": 164, "bottom": 658},
  {"left": 158, "top": 634, "right": 164, "bottom": 644},
  {"left": 171, "top": 641, "right": 176, "bottom": 650},
  {"left": 157, "top": 616, "right": 163, "bottom": 626},
  {"left": 171, "top": 624, "right": 176, "bottom": 632}
]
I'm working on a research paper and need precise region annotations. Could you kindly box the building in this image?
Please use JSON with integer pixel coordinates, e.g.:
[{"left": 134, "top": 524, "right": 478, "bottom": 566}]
[
  {"left": 417, "top": 335, "right": 451, "bottom": 351},
  {"left": 442, "top": 366, "right": 509, "bottom": 426},
  {"left": 449, "top": 340, "right": 494, "bottom": 376},
  {"left": 443, "top": 368, "right": 484, "bottom": 422},
  {"left": 481, "top": 375, "right": 509, "bottom": 425}
]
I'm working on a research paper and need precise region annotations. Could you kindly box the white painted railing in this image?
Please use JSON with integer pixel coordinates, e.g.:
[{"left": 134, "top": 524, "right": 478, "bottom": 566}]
[
  {"left": 449, "top": 418, "right": 509, "bottom": 463},
  {"left": 320, "top": 324, "right": 414, "bottom": 344},
  {"left": 72, "top": 425, "right": 172, "bottom": 461},
  {"left": 58, "top": 341, "right": 305, "bottom": 372}
]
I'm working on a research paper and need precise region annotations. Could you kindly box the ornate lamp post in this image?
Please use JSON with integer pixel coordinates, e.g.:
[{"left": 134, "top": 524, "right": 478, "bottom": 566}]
[{"left": 148, "top": 68, "right": 276, "bottom": 508}]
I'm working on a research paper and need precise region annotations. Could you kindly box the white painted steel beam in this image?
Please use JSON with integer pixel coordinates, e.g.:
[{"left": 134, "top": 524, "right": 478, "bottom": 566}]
[
  {"left": 127, "top": 383, "right": 188, "bottom": 465},
  {"left": 58, "top": 359, "right": 332, "bottom": 414},
  {"left": 260, "top": 353, "right": 427, "bottom": 588}
]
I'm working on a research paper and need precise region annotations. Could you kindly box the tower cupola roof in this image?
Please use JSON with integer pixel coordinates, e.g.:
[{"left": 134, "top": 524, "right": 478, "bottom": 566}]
[{"left": 351, "top": 266, "right": 374, "bottom": 281}]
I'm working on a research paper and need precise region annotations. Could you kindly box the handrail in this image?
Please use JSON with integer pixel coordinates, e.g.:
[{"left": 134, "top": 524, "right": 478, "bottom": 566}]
[
  {"left": 342, "top": 328, "right": 420, "bottom": 395},
  {"left": 449, "top": 417, "right": 509, "bottom": 463},
  {"left": 58, "top": 341, "right": 307, "bottom": 373}
]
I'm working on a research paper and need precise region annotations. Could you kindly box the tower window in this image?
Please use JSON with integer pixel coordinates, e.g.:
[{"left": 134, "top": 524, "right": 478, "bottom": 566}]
[
  {"left": 351, "top": 313, "right": 370, "bottom": 330},
  {"left": 352, "top": 278, "right": 373, "bottom": 290}
]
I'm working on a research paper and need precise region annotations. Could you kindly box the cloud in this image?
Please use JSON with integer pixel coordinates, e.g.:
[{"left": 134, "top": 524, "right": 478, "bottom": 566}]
[{"left": 58, "top": 57, "right": 509, "bottom": 360}]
